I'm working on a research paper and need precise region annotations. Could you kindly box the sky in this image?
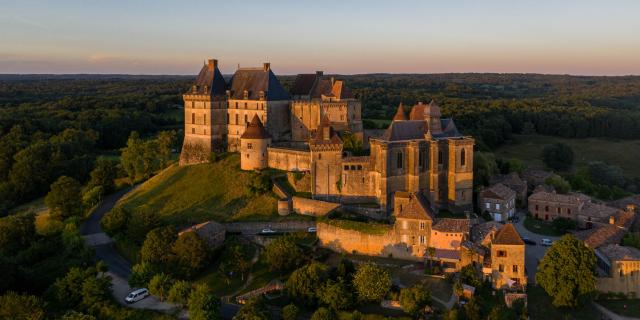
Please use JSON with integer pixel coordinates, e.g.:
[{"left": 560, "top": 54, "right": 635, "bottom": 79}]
[{"left": 1, "top": 0, "right": 639, "bottom": 75}]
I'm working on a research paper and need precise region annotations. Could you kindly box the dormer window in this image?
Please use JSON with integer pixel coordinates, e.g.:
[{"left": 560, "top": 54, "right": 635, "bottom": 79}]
[
  {"left": 259, "top": 91, "right": 265, "bottom": 100},
  {"left": 243, "top": 90, "right": 249, "bottom": 100},
  {"left": 192, "top": 85, "right": 197, "bottom": 93}
]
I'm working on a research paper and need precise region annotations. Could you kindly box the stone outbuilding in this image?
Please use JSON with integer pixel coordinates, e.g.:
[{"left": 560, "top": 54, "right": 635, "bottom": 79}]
[{"left": 478, "top": 183, "right": 516, "bottom": 222}]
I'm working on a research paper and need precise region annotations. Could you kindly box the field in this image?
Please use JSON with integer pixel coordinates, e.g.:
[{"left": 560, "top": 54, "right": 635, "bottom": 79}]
[
  {"left": 116, "top": 154, "right": 280, "bottom": 227},
  {"left": 495, "top": 134, "right": 640, "bottom": 178}
]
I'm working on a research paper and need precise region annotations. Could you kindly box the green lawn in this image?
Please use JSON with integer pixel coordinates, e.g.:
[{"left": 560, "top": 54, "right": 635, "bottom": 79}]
[
  {"left": 116, "top": 154, "right": 279, "bottom": 227},
  {"left": 597, "top": 299, "right": 640, "bottom": 318},
  {"left": 495, "top": 134, "right": 640, "bottom": 178},
  {"left": 527, "top": 285, "right": 600, "bottom": 320},
  {"left": 523, "top": 216, "right": 563, "bottom": 236}
]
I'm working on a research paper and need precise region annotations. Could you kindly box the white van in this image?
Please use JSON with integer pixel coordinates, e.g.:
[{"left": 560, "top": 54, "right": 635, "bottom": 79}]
[{"left": 125, "top": 288, "right": 149, "bottom": 304}]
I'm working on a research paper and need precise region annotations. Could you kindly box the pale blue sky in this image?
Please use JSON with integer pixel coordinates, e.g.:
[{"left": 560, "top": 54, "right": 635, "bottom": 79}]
[{"left": 1, "top": 0, "right": 639, "bottom": 75}]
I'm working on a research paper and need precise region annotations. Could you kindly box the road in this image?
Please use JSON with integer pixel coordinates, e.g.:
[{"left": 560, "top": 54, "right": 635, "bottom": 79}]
[
  {"left": 512, "top": 210, "right": 561, "bottom": 284},
  {"left": 81, "top": 188, "right": 241, "bottom": 319}
]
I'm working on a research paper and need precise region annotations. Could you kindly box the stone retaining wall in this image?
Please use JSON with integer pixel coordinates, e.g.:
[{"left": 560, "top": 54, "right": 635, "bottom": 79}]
[{"left": 292, "top": 196, "right": 341, "bottom": 217}]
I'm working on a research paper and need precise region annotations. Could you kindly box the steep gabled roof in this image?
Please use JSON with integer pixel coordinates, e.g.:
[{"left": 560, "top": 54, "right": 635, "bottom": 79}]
[
  {"left": 433, "top": 218, "right": 470, "bottom": 233},
  {"left": 396, "top": 193, "right": 434, "bottom": 221},
  {"left": 188, "top": 60, "right": 227, "bottom": 96},
  {"left": 311, "top": 115, "right": 342, "bottom": 145},
  {"left": 574, "top": 225, "right": 625, "bottom": 249},
  {"left": 241, "top": 115, "right": 270, "bottom": 139},
  {"left": 492, "top": 223, "right": 524, "bottom": 245},
  {"left": 392, "top": 103, "right": 408, "bottom": 121},
  {"left": 228, "top": 66, "right": 290, "bottom": 101},
  {"left": 381, "top": 120, "right": 426, "bottom": 141},
  {"left": 290, "top": 73, "right": 319, "bottom": 96},
  {"left": 598, "top": 244, "right": 640, "bottom": 261},
  {"left": 330, "top": 80, "right": 353, "bottom": 99},
  {"left": 481, "top": 183, "right": 516, "bottom": 201}
]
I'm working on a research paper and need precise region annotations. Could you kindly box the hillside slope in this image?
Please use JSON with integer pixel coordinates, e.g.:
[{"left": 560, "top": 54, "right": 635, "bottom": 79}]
[{"left": 117, "top": 154, "right": 278, "bottom": 227}]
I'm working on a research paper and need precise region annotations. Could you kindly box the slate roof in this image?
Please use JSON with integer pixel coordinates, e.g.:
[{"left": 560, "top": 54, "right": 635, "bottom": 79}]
[
  {"left": 481, "top": 183, "right": 516, "bottom": 201},
  {"left": 228, "top": 67, "right": 290, "bottom": 101},
  {"left": 381, "top": 120, "right": 426, "bottom": 141},
  {"left": 241, "top": 115, "right": 270, "bottom": 139},
  {"left": 598, "top": 244, "right": 640, "bottom": 261},
  {"left": 471, "top": 221, "right": 503, "bottom": 243},
  {"left": 290, "top": 73, "right": 319, "bottom": 96},
  {"left": 613, "top": 208, "right": 637, "bottom": 230},
  {"left": 574, "top": 225, "right": 625, "bottom": 249},
  {"left": 395, "top": 193, "right": 435, "bottom": 221},
  {"left": 492, "top": 223, "right": 524, "bottom": 245},
  {"left": 433, "top": 218, "right": 470, "bottom": 233},
  {"left": 434, "top": 248, "right": 461, "bottom": 261},
  {"left": 188, "top": 60, "right": 227, "bottom": 96}
]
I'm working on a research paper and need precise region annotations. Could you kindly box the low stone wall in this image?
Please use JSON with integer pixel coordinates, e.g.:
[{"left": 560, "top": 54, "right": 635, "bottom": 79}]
[
  {"left": 597, "top": 276, "right": 640, "bottom": 298},
  {"left": 287, "top": 172, "right": 311, "bottom": 193},
  {"left": 292, "top": 197, "right": 341, "bottom": 217},
  {"left": 223, "top": 221, "right": 315, "bottom": 234},
  {"left": 317, "top": 222, "right": 421, "bottom": 261},
  {"left": 342, "top": 204, "right": 387, "bottom": 221},
  {"left": 267, "top": 147, "right": 310, "bottom": 172}
]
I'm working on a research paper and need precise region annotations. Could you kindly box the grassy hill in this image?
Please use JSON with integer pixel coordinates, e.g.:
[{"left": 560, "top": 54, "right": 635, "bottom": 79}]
[
  {"left": 117, "top": 154, "right": 280, "bottom": 227},
  {"left": 495, "top": 134, "right": 640, "bottom": 178}
]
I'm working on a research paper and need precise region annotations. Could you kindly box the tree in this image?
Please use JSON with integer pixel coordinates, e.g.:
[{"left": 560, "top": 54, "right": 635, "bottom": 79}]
[
  {"left": 459, "top": 264, "right": 481, "bottom": 287},
  {"left": 318, "top": 279, "right": 354, "bottom": 310},
  {"left": 545, "top": 176, "right": 571, "bottom": 194},
  {"left": 352, "top": 263, "right": 391, "bottom": 303},
  {"left": 188, "top": 284, "right": 220, "bottom": 320},
  {"left": 542, "top": 143, "right": 574, "bottom": 171},
  {"left": 126, "top": 205, "right": 160, "bottom": 242},
  {"left": 148, "top": 273, "right": 174, "bottom": 301},
  {"left": 234, "top": 297, "right": 269, "bottom": 320},
  {"left": 157, "top": 131, "right": 177, "bottom": 168},
  {"left": 219, "top": 243, "right": 250, "bottom": 283},
  {"left": 45, "top": 176, "right": 83, "bottom": 219},
  {"left": 0, "top": 291, "right": 45, "bottom": 320},
  {"left": 129, "top": 263, "right": 157, "bottom": 288},
  {"left": 61, "top": 311, "right": 97, "bottom": 320},
  {"left": 172, "top": 232, "right": 208, "bottom": 277},
  {"left": 474, "top": 152, "right": 498, "bottom": 186},
  {"left": 140, "top": 226, "right": 176, "bottom": 265},
  {"left": 167, "top": 280, "right": 192, "bottom": 306},
  {"left": 536, "top": 234, "right": 596, "bottom": 307},
  {"left": 282, "top": 304, "right": 299, "bottom": 320},
  {"left": 286, "top": 262, "right": 328, "bottom": 306},
  {"left": 399, "top": 283, "right": 431, "bottom": 317},
  {"left": 462, "top": 298, "right": 481, "bottom": 320},
  {"left": 51, "top": 267, "right": 89, "bottom": 308},
  {"left": 86, "top": 157, "right": 118, "bottom": 194},
  {"left": 311, "top": 307, "right": 336, "bottom": 320},
  {"left": 80, "top": 274, "right": 111, "bottom": 309},
  {"left": 587, "top": 161, "right": 625, "bottom": 187},
  {"left": 0, "top": 213, "right": 36, "bottom": 254},
  {"left": 100, "top": 206, "right": 130, "bottom": 235},
  {"left": 264, "top": 235, "right": 302, "bottom": 272}
]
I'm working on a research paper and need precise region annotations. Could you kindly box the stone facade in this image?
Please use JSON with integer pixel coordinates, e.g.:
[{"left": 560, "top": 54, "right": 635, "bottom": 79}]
[
  {"left": 529, "top": 190, "right": 628, "bottom": 228},
  {"left": 489, "top": 224, "right": 527, "bottom": 289},
  {"left": 595, "top": 244, "right": 640, "bottom": 297},
  {"left": 479, "top": 183, "right": 516, "bottom": 222}
]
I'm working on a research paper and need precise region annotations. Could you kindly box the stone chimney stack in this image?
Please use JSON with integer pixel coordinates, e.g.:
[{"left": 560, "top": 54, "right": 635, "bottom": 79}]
[
  {"left": 316, "top": 71, "right": 324, "bottom": 76},
  {"left": 263, "top": 62, "right": 270, "bottom": 71},
  {"left": 207, "top": 59, "right": 218, "bottom": 70}
]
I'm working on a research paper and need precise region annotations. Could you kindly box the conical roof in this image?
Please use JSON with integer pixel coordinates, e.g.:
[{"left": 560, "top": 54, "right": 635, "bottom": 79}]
[
  {"left": 393, "top": 103, "right": 407, "bottom": 121},
  {"left": 241, "top": 115, "right": 270, "bottom": 139}
]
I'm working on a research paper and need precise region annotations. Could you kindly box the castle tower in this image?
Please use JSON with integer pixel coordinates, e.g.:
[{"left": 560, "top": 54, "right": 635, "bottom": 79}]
[
  {"left": 240, "top": 115, "right": 271, "bottom": 170},
  {"left": 310, "top": 115, "right": 343, "bottom": 200},
  {"left": 392, "top": 103, "right": 407, "bottom": 121},
  {"left": 180, "top": 59, "right": 228, "bottom": 165}
]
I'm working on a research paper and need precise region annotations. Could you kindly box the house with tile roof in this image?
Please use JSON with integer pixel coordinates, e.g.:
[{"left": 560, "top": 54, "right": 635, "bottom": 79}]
[
  {"left": 488, "top": 223, "right": 527, "bottom": 289},
  {"left": 479, "top": 183, "right": 516, "bottom": 222},
  {"left": 491, "top": 172, "right": 528, "bottom": 207}
]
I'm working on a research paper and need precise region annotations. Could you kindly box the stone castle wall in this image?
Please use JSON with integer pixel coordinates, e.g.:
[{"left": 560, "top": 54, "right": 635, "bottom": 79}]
[
  {"left": 267, "top": 147, "right": 310, "bottom": 172},
  {"left": 287, "top": 172, "right": 311, "bottom": 193},
  {"left": 292, "top": 196, "right": 340, "bottom": 216},
  {"left": 597, "top": 261, "right": 640, "bottom": 297}
]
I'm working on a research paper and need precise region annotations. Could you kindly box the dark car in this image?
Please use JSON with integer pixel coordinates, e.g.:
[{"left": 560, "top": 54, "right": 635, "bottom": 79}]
[{"left": 522, "top": 238, "right": 536, "bottom": 245}]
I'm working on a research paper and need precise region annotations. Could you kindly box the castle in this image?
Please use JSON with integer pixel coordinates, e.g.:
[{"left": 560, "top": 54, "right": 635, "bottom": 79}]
[{"left": 180, "top": 59, "right": 474, "bottom": 214}]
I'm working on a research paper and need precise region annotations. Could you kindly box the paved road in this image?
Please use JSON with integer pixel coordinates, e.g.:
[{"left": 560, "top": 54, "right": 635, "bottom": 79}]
[
  {"left": 512, "top": 210, "right": 561, "bottom": 284},
  {"left": 81, "top": 188, "right": 242, "bottom": 319}
]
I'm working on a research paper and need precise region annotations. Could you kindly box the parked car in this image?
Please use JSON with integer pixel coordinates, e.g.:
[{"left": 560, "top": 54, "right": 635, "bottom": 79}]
[
  {"left": 522, "top": 238, "right": 536, "bottom": 245},
  {"left": 540, "top": 238, "right": 553, "bottom": 246},
  {"left": 260, "top": 228, "right": 276, "bottom": 234},
  {"left": 307, "top": 227, "right": 317, "bottom": 233},
  {"left": 125, "top": 288, "right": 149, "bottom": 304}
]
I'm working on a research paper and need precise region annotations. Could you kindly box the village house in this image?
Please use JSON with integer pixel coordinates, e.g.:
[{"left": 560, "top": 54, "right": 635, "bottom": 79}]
[
  {"left": 478, "top": 183, "right": 517, "bottom": 222},
  {"left": 491, "top": 172, "right": 528, "bottom": 207},
  {"left": 488, "top": 223, "right": 527, "bottom": 289}
]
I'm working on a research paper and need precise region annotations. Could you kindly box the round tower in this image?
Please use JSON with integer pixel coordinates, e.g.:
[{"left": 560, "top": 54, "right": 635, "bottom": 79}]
[{"left": 240, "top": 115, "right": 271, "bottom": 170}]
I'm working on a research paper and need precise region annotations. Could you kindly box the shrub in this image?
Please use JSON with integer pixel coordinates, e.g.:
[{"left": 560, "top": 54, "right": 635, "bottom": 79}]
[
  {"left": 352, "top": 263, "right": 391, "bottom": 303},
  {"left": 167, "top": 280, "right": 192, "bottom": 306},
  {"left": 311, "top": 307, "right": 336, "bottom": 320},
  {"left": 129, "top": 263, "right": 157, "bottom": 288},
  {"left": 148, "top": 273, "right": 174, "bottom": 301},
  {"left": 552, "top": 217, "right": 577, "bottom": 233},
  {"left": 100, "top": 207, "right": 130, "bottom": 235},
  {"left": 282, "top": 304, "right": 299, "bottom": 320},
  {"left": 264, "top": 235, "right": 302, "bottom": 272}
]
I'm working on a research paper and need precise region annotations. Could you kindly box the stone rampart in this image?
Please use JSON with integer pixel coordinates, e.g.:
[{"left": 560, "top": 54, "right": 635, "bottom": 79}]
[
  {"left": 267, "top": 147, "right": 310, "bottom": 172},
  {"left": 292, "top": 197, "right": 341, "bottom": 216}
]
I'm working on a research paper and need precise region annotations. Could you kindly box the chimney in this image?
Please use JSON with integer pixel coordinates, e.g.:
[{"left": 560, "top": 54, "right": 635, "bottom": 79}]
[
  {"left": 263, "top": 62, "right": 270, "bottom": 71},
  {"left": 627, "top": 204, "right": 637, "bottom": 212},
  {"left": 609, "top": 215, "right": 615, "bottom": 225},
  {"left": 207, "top": 59, "right": 218, "bottom": 70},
  {"left": 316, "top": 71, "right": 324, "bottom": 76}
]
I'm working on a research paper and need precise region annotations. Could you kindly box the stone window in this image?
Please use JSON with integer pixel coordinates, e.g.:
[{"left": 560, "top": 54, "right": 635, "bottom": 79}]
[
  {"left": 567, "top": 208, "right": 572, "bottom": 214},
  {"left": 420, "top": 222, "right": 425, "bottom": 230},
  {"left": 191, "top": 113, "right": 195, "bottom": 124},
  {"left": 418, "top": 151, "right": 424, "bottom": 170},
  {"left": 247, "top": 143, "right": 253, "bottom": 150},
  {"left": 557, "top": 207, "right": 561, "bottom": 214},
  {"left": 235, "top": 102, "right": 238, "bottom": 108},
  {"left": 227, "top": 113, "right": 229, "bottom": 124},
  {"left": 344, "top": 165, "right": 349, "bottom": 170},
  {"left": 397, "top": 152, "right": 403, "bottom": 169},
  {"left": 499, "top": 264, "right": 504, "bottom": 272},
  {"left": 535, "top": 205, "right": 539, "bottom": 211},
  {"left": 192, "top": 128, "right": 195, "bottom": 134},
  {"left": 357, "top": 165, "right": 362, "bottom": 170},
  {"left": 513, "top": 265, "right": 518, "bottom": 273},
  {"left": 438, "top": 150, "right": 443, "bottom": 165},
  {"left": 235, "top": 114, "right": 239, "bottom": 125},
  {"left": 460, "top": 148, "right": 466, "bottom": 166},
  {"left": 244, "top": 102, "right": 248, "bottom": 109},
  {"left": 496, "top": 203, "right": 501, "bottom": 210},
  {"left": 204, "top": 114, "right": 206, "bottom": 125},
  {"left": 545, "top": 206, "right": 549, "bottom": 212},
  {"left": 246, "top": 154, "right": 249, "bottom": 158},
  {"left": 420, "top": 236, "right": 426, "bottom": 244},
  {"left": 485, "top": 203, "right": 490, "bottom": 209},
  {"left": 497, "top": 250, "right": 507, "bottom": 257},
  {"left": 245, "top": 115, "right": 248, "bottom": 124}
]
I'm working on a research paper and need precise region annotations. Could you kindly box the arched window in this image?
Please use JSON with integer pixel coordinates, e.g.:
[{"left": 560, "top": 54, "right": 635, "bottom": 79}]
[
  {"left": 460, "top": 148, "right": 466, "bottom": 166},
  {"left": 397, "top": 152, "right": 403, "bottom": 169},
  {"left": 438, "top": 151, "right": 443, "bottom": 165}
]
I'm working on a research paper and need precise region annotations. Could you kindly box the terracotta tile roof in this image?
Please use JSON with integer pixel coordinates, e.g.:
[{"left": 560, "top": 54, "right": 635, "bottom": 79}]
[
  {"left": 392, "top": 103, "right": 408, "bottom": 121},
  {"left": 311, "top": 115, "right": 342, "bottom": 145},
  {"left": 330, "top": 80, "right": 353, "bottom": 99},
  {"left": 492, "top": 223, "right": 524, "bottom": 245},
  {"left": 481, "top": 183, "right": 516, "bottom": 201},
  {"left": 395, "top": 193, "right": 434, "bottom": 221},
  {"left": 574, "top": 225, "right": 625, "bottom": 249},
  {"left": 409, "top": 101, "right": 440, "bottom": 120},
  {"left": 580, "top": 202, "right": 618, "bottom": 220},
  {"left": 491, "top": 173, "right": 527, "bottom": 194},
  {"left": 598, "top": 244, "right": 640, "bottom": 261},
  {"left": 433, "top": 218, "right": 470, "bottom": 233},
  {"left": 528, "top": 191, "right": 588, "bottom": 206},
  {"left": 613, "top": 208, "right": 637, "bottom": 230},
  {"left": 228, "top": 66, "right": 290, "bottom": 101},
  {"left": 187, "top": 60, "right": 227, "bottom": 96},
  {"left": 241, "top": 115, "right": 270, "bottom": 139}
]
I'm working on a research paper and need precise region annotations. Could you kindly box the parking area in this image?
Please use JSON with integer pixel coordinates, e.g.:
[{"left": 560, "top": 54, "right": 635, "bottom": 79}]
[{"left": 512, "top": 210, "right": 561, "bottom": 283}]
